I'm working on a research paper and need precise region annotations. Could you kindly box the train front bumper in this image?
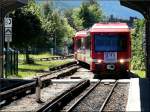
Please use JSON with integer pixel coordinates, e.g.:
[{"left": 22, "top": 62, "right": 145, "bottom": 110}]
[{"left": 90, "top": 62, "right": 130, "bottom": 73}]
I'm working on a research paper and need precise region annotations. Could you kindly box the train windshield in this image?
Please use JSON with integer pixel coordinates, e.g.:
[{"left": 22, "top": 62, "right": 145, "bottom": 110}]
[{"left": 94, "top": 34, "right": 127, "bottom": 52}]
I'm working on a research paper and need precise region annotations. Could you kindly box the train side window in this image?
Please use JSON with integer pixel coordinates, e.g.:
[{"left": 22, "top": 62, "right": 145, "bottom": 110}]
[
  {"left": 86, "top": 35, "right": 90, "bottom": 50},
  {"left": 81, "top": 38, "right": 85, "bottom": 50},
  {"left": 76, "top": 39, "right": 81, "bottom": 49}
]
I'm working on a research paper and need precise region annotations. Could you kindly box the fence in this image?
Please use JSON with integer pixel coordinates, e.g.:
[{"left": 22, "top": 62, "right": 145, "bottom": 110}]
[{"left": 4, "top": 48, "right": 18, "bottom": 77}]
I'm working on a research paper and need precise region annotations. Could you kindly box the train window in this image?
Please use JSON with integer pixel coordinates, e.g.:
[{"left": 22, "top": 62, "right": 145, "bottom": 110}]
[
  {"left": 94, "top": 34, "right": 127, "bottom": 52},
  {"left": 80, "top": 38, "right": 86, "bottom": 50},
  {"left": 86, "top": 35, "right": 91, "bottom": 49},
  {"left": 76, "top": 39, "right": 81, "bottom": 49}
]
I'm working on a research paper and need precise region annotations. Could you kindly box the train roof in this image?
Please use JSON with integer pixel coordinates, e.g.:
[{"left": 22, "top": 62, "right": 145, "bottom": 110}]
[
  {"left": 74, "top": 30, "right": 88, "bottom": 38},
  {"left": 90, "top": 23, "right": 130, "bottom": 33}
]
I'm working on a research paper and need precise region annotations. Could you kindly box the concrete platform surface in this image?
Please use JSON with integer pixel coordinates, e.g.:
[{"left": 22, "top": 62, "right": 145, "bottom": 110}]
[{"left": 126, "top": 78, "right": 150, "bottom": 111}]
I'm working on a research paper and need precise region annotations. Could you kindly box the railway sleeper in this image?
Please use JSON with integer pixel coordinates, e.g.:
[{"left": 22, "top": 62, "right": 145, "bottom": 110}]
[
  {"left": 0, "top": 87, "right": 36, "bottom": 108},
  {"left": 56, "top": 67, "right": 78, "bottom": 79}
]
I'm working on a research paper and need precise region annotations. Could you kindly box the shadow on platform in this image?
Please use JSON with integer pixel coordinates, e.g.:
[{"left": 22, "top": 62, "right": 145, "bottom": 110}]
[
  {"left": 93, "top": 71, "right": 140, "bottom": 79},
  {"left": 139, "top": 78, "right": 150, "bottom": 111}
]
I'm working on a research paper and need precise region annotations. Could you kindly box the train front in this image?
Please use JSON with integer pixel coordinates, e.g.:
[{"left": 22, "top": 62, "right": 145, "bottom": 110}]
[{"left": 90, "top": 23, "right": 131, "bottom": 74}]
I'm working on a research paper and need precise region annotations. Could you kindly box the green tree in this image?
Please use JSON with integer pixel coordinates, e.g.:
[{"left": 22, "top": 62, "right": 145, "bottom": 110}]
[
  {"left": 42, "top": 1, "right": 53, "bottom": 18},
  {"left": 64, "top": 8, "right": 83, "bottom": 31},
  {"left": 11, "top": 0, "right": 44, "bottom": 63},
  {"left": 42, "top": 2, "right": 75, "bottom": 53},
  {"left": 131, "top": 19, "right": 145, "bottom": 70},
  {"left": 64, "top": 0, "right": 104, "bottom": 30},
  {"left": 79, "top": 0, "right": 104, "bottom": 28}
]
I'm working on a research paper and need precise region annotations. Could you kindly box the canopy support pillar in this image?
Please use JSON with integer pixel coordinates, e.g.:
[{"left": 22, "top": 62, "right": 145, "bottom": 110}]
[{"left": 0, "top": 8, "right": 5, "bottom": 78}]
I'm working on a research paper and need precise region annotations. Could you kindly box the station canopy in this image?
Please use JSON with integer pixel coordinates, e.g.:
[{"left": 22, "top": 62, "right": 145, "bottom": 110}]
[
  {"left": 0, "top": 0, "right": 28, "bottom": 13},
  {"left": 120, "top": 1, "right": 150, "bottom": 19}
]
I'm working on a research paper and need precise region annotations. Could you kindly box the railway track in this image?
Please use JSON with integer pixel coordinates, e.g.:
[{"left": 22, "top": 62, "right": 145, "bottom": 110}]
[
  {"left": 35, "top": 80, "right": 129, "bottom": 112},
  {"left": 0, "top": 80, "right": 36, "bottom": 107},
  {"left": 37, "top": 80, "right": 90, "bottom": 112},
  {"left": 39, "top": 55, "right": 74, "bottom": 61},
  {"left": 68, "top": 81, "right": 128, "bottom": 112},
  {"left": 0, "top": 61, "right": 79, "bottom": 107},
  {"left": 62, "top": 80, "right": 118, "bottom": 112},
  {"left": 0, "top": 59, "right": 129, "bottom": 111},
  {"left": 37, "top": 61, "right": 79, "bottom": 86},
  {"left": 44, "top": 61, "right": 78, "bottom": 77},
  {"left": 18, "top": 55, "right": 74, "bottom": 63}
]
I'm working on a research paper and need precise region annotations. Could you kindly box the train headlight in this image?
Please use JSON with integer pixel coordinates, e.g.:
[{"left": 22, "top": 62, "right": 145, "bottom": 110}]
[
  {"left": 77, "top": 50, "right": 80, "bottom": 53},
  {"left": 119, "top": 59, "right": 125, "bottom": 64},
  {"left": 97, "top": 59, "right": 102, "bottom": 63}
]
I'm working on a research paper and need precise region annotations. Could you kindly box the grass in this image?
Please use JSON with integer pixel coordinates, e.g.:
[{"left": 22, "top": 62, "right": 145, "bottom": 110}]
[
  {"left": 9, "top": 52, "right": 72, "bottom": 78},
  {"left": 131, "top": 70, "right": 146, "bottom": 78},
  {"left": 17, "top": 60, "right": 71, "bottom": 78},
  {"left": 18, "top": 52, "right": 58, "bottom": 60}
]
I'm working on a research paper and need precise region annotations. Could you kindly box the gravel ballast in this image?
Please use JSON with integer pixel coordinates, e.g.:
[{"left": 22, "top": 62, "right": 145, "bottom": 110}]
[
  {"left": 103, "top": 83, "right": 129, "bottom": 111},
  {"left": 72, "top": 83, "right": 113, "bottom": 112}
]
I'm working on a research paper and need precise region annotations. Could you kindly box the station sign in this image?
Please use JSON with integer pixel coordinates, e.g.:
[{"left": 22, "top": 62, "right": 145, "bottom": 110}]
[
  {"left": 5, "top": 18, "right": 12, "bottom": 27},
  {"left": 5, "top": 27, "right": 12, "bottom": 35},
  {"left": 5, "top": 35, "right": 12, "bottom": 42},
  {"left": 4, "top": 18, "right": 12, "bottom": 42}
]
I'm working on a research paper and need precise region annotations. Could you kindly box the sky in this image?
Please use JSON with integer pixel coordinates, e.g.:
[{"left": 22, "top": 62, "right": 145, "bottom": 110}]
[{"left": 36, "top": 0, "right": 144, "bottom": 19}]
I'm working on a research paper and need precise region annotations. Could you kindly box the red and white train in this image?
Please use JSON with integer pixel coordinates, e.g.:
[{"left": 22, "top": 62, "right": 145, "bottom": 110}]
[{"left": 73, "top": 23, "right": 131, "bottom": 74}]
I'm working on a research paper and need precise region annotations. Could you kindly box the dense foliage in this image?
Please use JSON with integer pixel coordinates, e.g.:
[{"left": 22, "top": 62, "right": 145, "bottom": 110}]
[
  {"left": 11, "top": 0, "right": 76, "bottom": 52},
  {"left": 42, "top": 2, "right": 75, "bottom": 49},
  {"left": 10, "top": 0, "right": 104, "bottom": 54},
  {"left": 11, "top": 0, "right": 43, "bottom": 49},
  {"left": 64, "top": 0, "right": 104, "bottom": 30},
  {"left": 131, "top": 19, "right": 145, "bottom": 70},
  {"left": 79, "top": 1, "right": 104, "bottom": 28}
]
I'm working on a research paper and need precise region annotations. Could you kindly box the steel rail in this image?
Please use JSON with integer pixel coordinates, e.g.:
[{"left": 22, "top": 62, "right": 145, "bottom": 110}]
[
  {"left": 0, "top": 81, "right": 36, "bottom": 101},
  {"left": 40, "top": 63, "right": 78, "bottom": 78},
  {"left": 39, "top": 55, "right": 74, "bottom": 61},
  {"left": 40, "top": 65, "right": 79, "bottom": 79},
  {"left": 99, "top": 80, "right": 118, "bottom": 112},
  {"left": 50, "top": 64, "right": 77, "bottom": 75},
  {"left": 65, "top": 80, "right": 101, "bottom": 112},
  {"left": 37, "top": 79, "right": 90, "bottom": 112},
  {"left": 49, "top": 61, "right": 77, "bottom": 71}
]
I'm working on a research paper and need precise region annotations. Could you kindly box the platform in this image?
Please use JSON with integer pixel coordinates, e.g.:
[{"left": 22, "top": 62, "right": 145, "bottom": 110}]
[{"left": 126, "top": 78, "right": 150, "bottom": 111}]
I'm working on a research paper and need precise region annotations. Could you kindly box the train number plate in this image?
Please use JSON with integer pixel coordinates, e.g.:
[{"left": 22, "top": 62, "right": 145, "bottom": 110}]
[{"left": 104, "top": 52, "right": 117, "bottom": 63}]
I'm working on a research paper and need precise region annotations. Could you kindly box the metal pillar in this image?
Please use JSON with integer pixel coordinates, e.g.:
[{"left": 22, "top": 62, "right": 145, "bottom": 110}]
[
  {"left": 146, "top": 18, "right": 150, "bottom": 78},
  {"left": 0, "top": 8, "right": 4, "bottom": 78}
]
